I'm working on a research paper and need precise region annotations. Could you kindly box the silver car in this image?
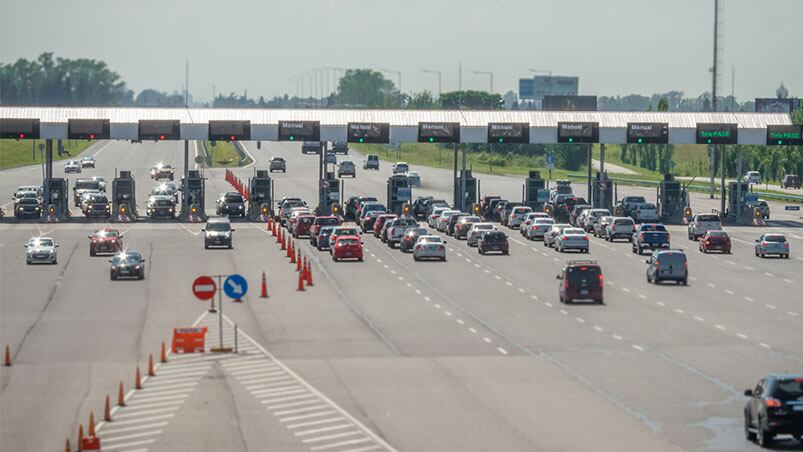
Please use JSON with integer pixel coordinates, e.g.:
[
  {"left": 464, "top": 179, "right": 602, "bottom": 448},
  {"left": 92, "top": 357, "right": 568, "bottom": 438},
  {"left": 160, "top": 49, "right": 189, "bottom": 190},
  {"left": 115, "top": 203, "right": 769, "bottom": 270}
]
[
  {"left": 413, "top": 235, "right": 447, "bottom": 261},
  {"left": 554, "top": 228, "right": 590, "bottom": 253},
  {"left": 64, "top": 160, "right": 81, "bottom": 174},
  {"left": 755, "top": 234, "right": 790, "bottom": 258},
  {"left": 428, "top": 207, "right": 449, "bottom": 228},
  {"left": 467, "top": 223, "right": 496, "bottom": 247},
  {"left": 25, "top": 237, "right": 58, "bottom": 264},
  {"left": 525, "top": 218, "right": 555, "bottom": 240},
  {"left": 582, "top": 209, "right": 611, "bottom": 232},
  {"left": 436, "top": 210, "right": 461, "bottom": 232},
  {"left": 544, "top": 224, "right": 572, "bottom": 248}
]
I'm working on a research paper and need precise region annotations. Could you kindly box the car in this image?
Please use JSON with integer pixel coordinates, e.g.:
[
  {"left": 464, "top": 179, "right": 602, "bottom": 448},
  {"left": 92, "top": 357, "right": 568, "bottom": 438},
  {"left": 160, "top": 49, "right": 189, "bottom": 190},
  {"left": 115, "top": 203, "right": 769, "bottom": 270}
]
[
  {"left": 454, "top": 215, "right": 481, "bottom": 239},
  {"left": 753, "top": 200, "right": 771, "bottom": 220},
  {"left": 287, "top": 207, "right": 312, "bottom": 234},
  {"left": 64, "top": 160, "right": 81, "bottom": 173},
  {"left": 553, "top": 197, "right": 586, "bottom": 223},
  {"left": 373, "top": 214, "right": 399, "bottom": 238},
  {"left": 499, "top": 202, "right": 524, "bottom": 227},
  {"left": 687, "top": 214, "right": 722, "bottom": 240},
  {"left": 582, "top": 209, "right": 611, "bottom": 232},
  {"left": 25, "top": 237, "right": 58, "bottom": 264},
  {"left": 386, "top": 217, "right": 419, "bottom": 247},
  {"left": 363, "top": 154, "right": 379, "bottom": 170},
  {"left": 80, "top": 156, "right": 96, "bottom": 168},
  {"left": 743, "top": 373, "right": 803, "bottom": 447},
  {"left": 73, "top": 178, "right": 104, "bottom": 206},
  {"left": 427, "top": 207, "right": 449, "bottom": 228},
  {"left": 89, "top": 228, "right": 123, "bottom": 256},
  {"left": 569, "top": 204, "right": 592, "bottom": 227},
  {"left": 424, "top": 200, "right": 451, "bottom": 220},
  {"left": 324, "top": 152, "right": 337, "bottom": 165},
  {"left": 14, "top": 198, "right": 41, "bottom": 219},
  {"left": 400, "top": 227, "right": 429, "bottom": 252},
  {"left": 14, "top": 185, "right": 43, "bottom": 203},
  {"left": 392, "top": 161, "right": 409, "bottom": 175},
  {"left": 361, "top": 209, "right": 386, "bottom": 232},
  {"left": 90, "top": 176, "right": 107, "bottom": 191},
  {"left": 145, "top": 195, "right": 176, "bottom": 219},
  {"left": 328, "top": 227, "right": 361, "bottom": 254},
  {"left": 755, "top": 234, "right": 790, "bottom": 258},
  {"left": 216, "top": 192, "right": 246, "bottom": 217},
  {"left": 507, "top": 206, "right": 533, "bottom": 229},
  {"left": 633, "top": 203, "right": 660, "bottom": 223},
  {"left": 269, "top": 157, "right": 287, "bottom": 172},
  {"left": 203, "top": 218, "right": 234, "bottom": 249},
  {"left": 699, "top": 230, "right": 731, "bottom": 253},
  {"left": 331, "top": 235, "right": 363, "bottom": 261},
  {"left": 150, "top": 163, "right": 174, "bottom": 180},
  {"left": 446, "top": 213, "right": 468, "bottom": 236},
  {"left": 436, "top": 210, "right": 461, "bottom": 232},
  {"left": 520, "top": 212, "right": 550, "bottom": 237},
  {"left": 573, "top": 208, "right": 593, "bottom": 229},
  {"left": 593, "top": 216, "right": 614, "bottom": 238},
  {"left": 310, "top": 216, "right": 342, "bottom": 245},
  {"left": 645, "top": 249, "right": 688, "bottom": 285},
  {"left": 337, "top": 160, "right": 356, "bottom": 178},
  {"left": 554, "top": 228, "right": 590, "bottom": 253},
  {"left": 279, "top": 198, "right": 307, "bottom": 225},
  {"left": 606, "top": 217, "right": 636, "bottom": 242},
  {"left": 478, "top": 231, "right": 509, "bottom": 255},
  {"left": 290, "top": 214, "right": 313, "bottom": 238},
  {"left": 315, "top": 226, "right": 336, "bottom": 251},
  {"left": 544, "top": 224, "right": 572, "bottom": 248},
  {"left": 466, "top": 223, "right": 495, "bottom": 247},
  {"left": 302, "top": 141, "right": 320, "bottom": 155},
  {"left": 151, "top": 182, "right": 181, "bottom": 203},
  {"left": 13, "top": 190, "right": 40, "bottom": 209},
  {"left": 79, "top": 190, "right": 103, "bottom": 213},
  {"left": 413, "top": 235, "right": 447, "bottom": 261},
  {"left": 549, "top": 180, "right": 573, "bottom": 203},
  {"left": 83, "top": 193, "right": 111, "bottom": 218},
  {"left": 345, "top": 196, "right": 377, "bottom": 220},
  {"left": 525, "top": 218, "right": 555, "bottom": 241},
  {"left": 406, "top": 171, "right": 422, "bottom": 187},
  {"left": 744, "top": 170, "right": 762, "bottom": 185},
  {"left": 109, "top": 251, "right": 146, "bottom": 280},
  {"left": 615, "top": 196, "right": 647, "bottom": 218},
  {"left": 331, "top": 141, "right": 349, "bottom": 154},
  {"left": 632, "top": 223, "right": 671, "bottom": 254},
  {"left": 356, "top": 199, "right": 383, "bottom": 218},
  {"left": 411, "top": 196, "right": 434, "bottom": 219},
  {"left": 781, "top": 174, "right": 801, "bottom": 189},
  {"left": 557, "top": 260, "right": 603, "bottom": 304}
]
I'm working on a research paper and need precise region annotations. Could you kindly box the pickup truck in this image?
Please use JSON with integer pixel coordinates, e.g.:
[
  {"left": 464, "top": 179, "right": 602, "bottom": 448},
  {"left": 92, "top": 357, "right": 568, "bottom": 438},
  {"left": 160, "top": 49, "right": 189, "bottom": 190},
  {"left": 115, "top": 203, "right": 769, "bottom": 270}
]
[
  {"left": 687, "top": 213, "right": 721, "bottom": 240},
  {"left": 386, "top": 218, "right": 419, "bottom": 248},
  {"left": 631, "top": 223, "right": 670, "bottom": 255},
  {"left": 633, "top": 203, "right": 660, "bottom": 223},
  {"left": 616, "top": 196, "right": 647, "bottom": 217}
]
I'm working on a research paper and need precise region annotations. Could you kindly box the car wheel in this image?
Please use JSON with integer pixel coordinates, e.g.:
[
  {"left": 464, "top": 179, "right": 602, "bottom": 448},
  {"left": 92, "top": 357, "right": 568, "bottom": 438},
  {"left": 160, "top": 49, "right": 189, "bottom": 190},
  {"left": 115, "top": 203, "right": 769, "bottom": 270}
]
[
  {"left": 654, "top": 277, "right": 661, "bottom": 284},
  {"left": 757, "top": 418, "right": 773, "bottom": 447},
  {"left": 441, "top": 257, "right": 446, "bottom": 262},
  {"left": 358, "top": 257, "right": 363, "bottom": 262},
  {"left": 110, "top": 273, "right": 116, "bottom": 280},
  {"left": 228, "top": 244, "right": 233, "bottom": 249},
  {"left": 681, "top": 278, "right": 688, "bottom": 286},
  {"left": 413, "top": 255, "right": 420, "bottom": 261},
  {"left": 332, "top": 256, "right": 338, "bottom": 262},
  {"left": 139, "top": 273, "right": 145, "bottom": 280},
  {"left": 90, "top": 249, "right": 96, "bottom": 257},
  {"left": 204, "top": 244, "right": 209, "bottom": 250},
  {"left": 479, "top": 248, "right": 485, "bottom": 255},
  {"left": 744, "top": 414, "right": 757, "bottom": 441}
]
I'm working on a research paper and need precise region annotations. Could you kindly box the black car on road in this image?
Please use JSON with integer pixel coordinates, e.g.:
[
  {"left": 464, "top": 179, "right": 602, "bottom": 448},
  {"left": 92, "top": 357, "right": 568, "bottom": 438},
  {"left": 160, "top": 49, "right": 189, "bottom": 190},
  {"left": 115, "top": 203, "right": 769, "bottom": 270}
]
[
  {"left": 269, "top": 157, "right": 286, "bottom": 172},
  {"left": 216, "top": 192, "right": 246, "bottom": 217},
  {"left": 109, "top": 251, "right": 146, "bottom": 280},
  {"left": 478, "top": 231, "right": 509, "bottom": 255},
  {"left": 744, "top": 374, "right": 803, "bottom": 447}
]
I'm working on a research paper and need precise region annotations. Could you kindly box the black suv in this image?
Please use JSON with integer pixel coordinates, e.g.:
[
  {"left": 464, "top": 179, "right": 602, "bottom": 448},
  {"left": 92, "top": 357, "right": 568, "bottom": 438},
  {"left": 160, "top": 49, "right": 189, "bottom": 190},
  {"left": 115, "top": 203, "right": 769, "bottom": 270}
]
[
  {"left": 216, "top": 192, "right": 246, "bottom": 217},
  {"left": 332, "top": 141, "right": 349, "bottom": 154},
  {"left": 411, "top": 196, "right": 434, "bottom": 219},
  {"left": 557, "top": 260, "right": 603, "bottom": 304},
  {"left": 744, "top": 374, "right": 803, "bottom": 447},
  {"left": 781, "top": 174, "right": 801, "bottom": 189},
  {"left": 478, "top": 231, "right": 509, "bottom": 255}
]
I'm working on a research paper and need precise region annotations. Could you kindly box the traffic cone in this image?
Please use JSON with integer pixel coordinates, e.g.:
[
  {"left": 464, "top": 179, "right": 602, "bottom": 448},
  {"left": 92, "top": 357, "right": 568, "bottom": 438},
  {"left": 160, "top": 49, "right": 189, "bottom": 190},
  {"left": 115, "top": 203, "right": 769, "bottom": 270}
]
[
  {"left": 78, "top": 425, "right": 84, "bottom": 451},
  {"left": 281, "top": 233, "right": 286, "bottom": 250},
  {"left": 65, "top": 438, "right": 71, "bottom": 452},
  {"left": 160, "top": 341, "right": 167, "bottom": 363},
  {"left": 104, "top": 395, "right": 111, "bottom": 422},
  {"left": 260, "top": 272, "right": 268, "bottom": 298},
  {"left": 297, "top": 270, "right": 305, "bottom": 291},
  {"left": 3, "top": 345, "right": 10, "bottom": 366},
  {"left": 288, "top": 240, "right": 294, "bottom": 259},
  {"left": 88, "top": 412, "right": 96, "bottom": 437},
  {"left": 135, "top": 366, "right": 142, "bottom": 390},
  {"left": 117, "top": 382, "right": 126, "bottom": 406},
  {"left": 148, "top": 354, "right": 155, "bottom": 377},
  {"left": 296, "top": 251, "right": 302, "bottom": 271},
  {"left": 305, "top": 261, "right": 314, "bottom": 286}
]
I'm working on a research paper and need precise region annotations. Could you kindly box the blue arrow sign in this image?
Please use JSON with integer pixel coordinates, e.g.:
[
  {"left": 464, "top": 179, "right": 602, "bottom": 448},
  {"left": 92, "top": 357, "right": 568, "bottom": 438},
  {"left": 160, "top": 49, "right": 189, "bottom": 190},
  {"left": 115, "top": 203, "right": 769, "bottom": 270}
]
[
  {"left": 546, "top": 154, "right": 555, "bottom": 165},
  {"left": 223, "top": 274, "right": 248, "bottom": 300}
]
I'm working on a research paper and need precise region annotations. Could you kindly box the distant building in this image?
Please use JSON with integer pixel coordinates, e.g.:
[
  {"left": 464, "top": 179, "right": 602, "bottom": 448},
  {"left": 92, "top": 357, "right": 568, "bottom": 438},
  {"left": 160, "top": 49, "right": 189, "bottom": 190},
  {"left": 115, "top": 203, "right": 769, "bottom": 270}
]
[{"left": 518, "top": 75, "right": 579, "bottom": 103}]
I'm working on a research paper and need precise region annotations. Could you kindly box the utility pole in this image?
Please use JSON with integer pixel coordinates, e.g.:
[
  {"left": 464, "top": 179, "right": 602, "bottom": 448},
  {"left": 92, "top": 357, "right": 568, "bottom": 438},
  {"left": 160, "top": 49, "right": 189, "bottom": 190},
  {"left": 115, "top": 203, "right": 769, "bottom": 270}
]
[
  {"left": 421, "top": 68, "right": 442, "bottom": 98},
  {"left": 472, "top": 70, "right": 494, "bottom": 108},
  {"left": 185, "top": 59, "right": 189, "bottom": 107},
  {"left": 380, "top": 69, "right": 402, "bottom": 107}
]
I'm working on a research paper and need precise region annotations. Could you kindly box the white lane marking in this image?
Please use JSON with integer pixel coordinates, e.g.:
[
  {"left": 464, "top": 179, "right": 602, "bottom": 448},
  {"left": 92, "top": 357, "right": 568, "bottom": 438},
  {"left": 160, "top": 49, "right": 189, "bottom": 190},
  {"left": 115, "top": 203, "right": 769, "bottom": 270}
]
[
  {"left": 444, "top": 311, "right": 453, "bottom": 317},
  {"left": 505, "top": 281, "right": 513, "bottom": 287},
  {"left": 517, "top": 287, "right": 525, "bottom": 293},
  {"left": 494, "top": 275, "right": 502, "bottom": 280},
  {"left": 405, "top": 282, "right": 412, "bottom": 288},
  {"left": 725, "top": 289, "right": 734, "bottom": 295},
  {"left": 484, "top": 269, "right": 491, "bottom": 274},
  {"left": 744, "top": 266, "right": 754, "bottom": 271},
  {"left": 383, "top": 264, "right": 389, "bottom": 269},
  {"left": 100, "top": 439, "right": 156, "bottom": 450},
  {"left": 745, "top": 297, "right": 754, "bottom": 302},
  {"left": 706, "top": 283, "right": 716, "bottom": 288},
  {"left": 474, "top": 263, "right": 481, "bottom": 268},
  {"left": 655, "top": 301, "right": 665, "bottom": 307},
  {"left": 287, "top": 417, "right": 345, "bottom": 429},
  {"left": 465, "top": 258, "right": 471, "bottom": 263},
  {"left": 376, "top": 259, "right": 382, "bottom": 263},
  {"left": 310, "top": 438, "right": 373, "bottom": 451},
  {"left": 510, "top": 238, "right": 528, "bottom": 247},
  {"left": 117, "top": 400, "right": 184, "bottom": 411},
  {"left": 737, "top": 333, "right": 749, "bottom": 340},
  {"left": 275, "top": 405, "right": 329, "bottom": 416},
  {"left": 280, "top": 410, "right": 338, "bottom": 423},
  {"left": 497, "top": 347, "right": 508, "bottom": 355},
  {"left": 593, "top": 326, "right": 604, "bottom": 332},
  {"left": 114, "top": 407, "right": 179, "bottom": 419},
  {"left": 389, "top": 270, "right": 396, "bottom": 275},
  {"left": 764, "top": 272, "right": 774, "bottom": 277},
  {"left": 788, "top": 311, "right": 799, "bottom": 317},
  {"left": 766, "top": 304, "right": 777, "bottom": 310},
  {"left": 261, "top": 394, "right": 317, "bottom": 405},
  {"left": 245, "top": 377, "right": 294, "bottom": 390},
  {"left": 622, "top": 287, "right": 631, "bottom": 293},
  {"left": 612, "top": 335, "right": 623, "bottom": 341},
  {"left": 726, "top": 260, "right": 735, "bottom": 265},
  {"left": 690, "top": 276, "right": 698, "bottom": 281},
  {"left": 295, "top": 424, "right": 353, "bottom": 437},
  {"left": 759, "top": 343, "right": 771, "bottom": 349},
  {"left": 397, "top": 276, "right": 404, "bottom": 281},
  {"left": 423, "top": 296, "right": 431, "bottom": 302},
  {"left": 414, "top": 289, "right": 421, "bottom": 295},
  {"left": 456, "top": 252, "right": 462, "bottom": 257},
  {"left": 575, "top": 317, "right": 585, "bottom": 324},
  {"left": 101, "top": 430, "right": 163, "bottom": 443},
  {"left": 434, "top": 304, "right": 441, "bottom": 309},
  {"left": 545, "top": 302, "right": 553, "bottom": 308},
  {"left": 559, "top": 309, "right": 568, "bottom": 315},
  {"left": 92, "top": 141, "right": 113, "bottom": 157},
  {"left": 530, "top": 294, "right": 539, "bottom": 300},
  {"left": 302, "top": 431, "right": 362, "bottom": 444},
  {"left": 267, "top": 399, "right": 321, "bottom": 410},
  {"left": 714, "top": 324, "right": 725, "bottom": 330},
  {"left": 632, "top": 345, "right": 645, "bottom": 352},
  {"left": 783, "top": 278, "right": 793, "bottom": 284},
  {"left": 694, "top": 316, "right": 704, "bottom": 322},
  {"left": 105, "top": 414, "right": 175, "bottom": 427},
  {"left": 100, "top": 422, "right": 169, "bottom": 436},
  {"left": 482, "top": 337, "right": 492, "bottom": 343},
  {"left": 674, "top": 309, "right": 685, "bottom": 314},
  {"left": 637, "top": 294, "right": 647, "bottom": 300},
  {"left": 456, "top": 319, "right": 465, "bottom": 325}
]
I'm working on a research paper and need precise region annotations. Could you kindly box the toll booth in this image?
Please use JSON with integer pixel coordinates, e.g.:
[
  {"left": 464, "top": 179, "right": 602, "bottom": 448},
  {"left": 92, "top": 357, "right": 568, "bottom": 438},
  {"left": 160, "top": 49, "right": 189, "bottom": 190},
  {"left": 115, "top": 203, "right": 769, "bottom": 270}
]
[
  {"left": 43, "top": 178, "right": 69, "bottom": 221},
  {"left": 524, "top": 170, "right": 546, "bottom": 211},
  {"left": 455, "top": 170, "right": 477, "bottom": 212},
  {"left": 727, "top": 181, "right": 751, "bottom": 223},
  {"left": 319, "top": 173, "right": 341, "bottom": 215},
  {"left": 658, "top": 175, "right": 687, "bottom": 224},
  {"left": 387, "top": 174, "right": 412, "bottom": 215},
  {"left": 248, "top": 170, "right": 272, "bottom": 220},
  {"left": 112, "top": 170, "right": 138, "bottom": 221},
  {"left": 592, "top": 172, "right": 614, "bottom": 211},
  {"left": 181, "top": 170, "right": 207, "bottom": 221}
]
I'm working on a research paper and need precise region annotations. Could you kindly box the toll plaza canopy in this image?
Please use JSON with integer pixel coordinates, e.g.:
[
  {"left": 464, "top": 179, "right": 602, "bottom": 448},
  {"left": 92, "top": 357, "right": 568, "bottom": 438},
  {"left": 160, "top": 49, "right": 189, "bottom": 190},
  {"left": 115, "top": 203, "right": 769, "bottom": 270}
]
[{"left": 0, "top": 106, "right": 794, "bottom": 145}]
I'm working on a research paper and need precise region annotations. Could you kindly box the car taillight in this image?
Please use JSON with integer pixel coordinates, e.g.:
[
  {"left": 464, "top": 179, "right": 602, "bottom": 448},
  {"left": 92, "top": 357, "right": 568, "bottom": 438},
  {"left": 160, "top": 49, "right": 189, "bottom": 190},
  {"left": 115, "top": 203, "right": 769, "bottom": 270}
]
[
  {"left": 598, "top": 274, "right": 604, "bottom": 288},
  {"left": 765, "top": 398, "right": 781, "bottom": 408},
  {"left": 667, "top": 233, "right": 671, "bottom": 241},
  {"left": 639, "top": 233, "right": 645, "bottom": 240},
  {"left": 784, "top": 243, "right": 789, "bottom": 248},
  {"left": 581, "top": 236, "right": 588, "bottom": 241},
  {"left": 437, "top": 245, "right": 445, "bottom": 251},
  {"left": 684, "top": 260, "right": 688, "bottom": 269},
  {"left": 655, "top": 261, "right": 660, "bottom": 270},
  {"left": 564, "top": 278, "right": 569, "bottom": 289},
  {"left": 761, "top": 241, "right": 767, "bottom": 246}
]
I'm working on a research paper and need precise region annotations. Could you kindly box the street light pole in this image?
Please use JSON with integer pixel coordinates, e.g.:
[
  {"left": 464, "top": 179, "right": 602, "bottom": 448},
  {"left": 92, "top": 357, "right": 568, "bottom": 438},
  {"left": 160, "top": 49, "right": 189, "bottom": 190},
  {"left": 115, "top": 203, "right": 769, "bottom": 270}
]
[
  {"left": 421, "top": 68, "right": 442, "bottom": 98},
  {"left": 380, "top": 68, "right": 402, "bottom": 107},
  {"left": 471, "top": 70, "right": 493, "bottom": 93}
]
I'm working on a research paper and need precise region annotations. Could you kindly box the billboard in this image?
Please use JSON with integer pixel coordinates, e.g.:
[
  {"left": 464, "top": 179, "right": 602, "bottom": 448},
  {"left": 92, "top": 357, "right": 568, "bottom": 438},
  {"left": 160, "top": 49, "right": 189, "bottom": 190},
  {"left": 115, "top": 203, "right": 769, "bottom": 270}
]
[
  {"left": 519, "top": 79, "right": 535, "bottom": 99},
  {"left": 696, "top": 123, "right": 738, "bottom": 145},
  {"left": 519, "top": 76, "right": 579, "bottom": 101},
  {"left": 754, "top": 98, "right": 801, "bottom": 113},
  {"left": 543, "top": 95, "right": 597, "bottom": 111}
]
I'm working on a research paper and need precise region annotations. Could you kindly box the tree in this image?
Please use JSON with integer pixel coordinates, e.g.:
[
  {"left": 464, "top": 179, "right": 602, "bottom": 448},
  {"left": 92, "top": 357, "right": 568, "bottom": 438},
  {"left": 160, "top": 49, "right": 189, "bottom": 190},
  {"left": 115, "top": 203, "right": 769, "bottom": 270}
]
[
  {"left": 657, "top": 96, "right": 669, "bottom": 112},
  {"left": 407, "top": 91, "right": 436, "bottom": 109},
  {"left": 335, "top": 69, "right": 398, "bottom": 108},
  {"left": 134, "top": 89, "right": 184, "bottom": 107},
  {"left": 438, "top": 90, "right": 502, "bottom": 109}
]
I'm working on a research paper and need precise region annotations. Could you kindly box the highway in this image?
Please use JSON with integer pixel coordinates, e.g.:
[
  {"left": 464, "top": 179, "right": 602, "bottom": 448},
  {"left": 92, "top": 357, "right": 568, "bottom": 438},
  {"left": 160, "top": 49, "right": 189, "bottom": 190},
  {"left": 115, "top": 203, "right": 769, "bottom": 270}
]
[{"left": 1, "top": 139, "right": 802, "bottom": 451}]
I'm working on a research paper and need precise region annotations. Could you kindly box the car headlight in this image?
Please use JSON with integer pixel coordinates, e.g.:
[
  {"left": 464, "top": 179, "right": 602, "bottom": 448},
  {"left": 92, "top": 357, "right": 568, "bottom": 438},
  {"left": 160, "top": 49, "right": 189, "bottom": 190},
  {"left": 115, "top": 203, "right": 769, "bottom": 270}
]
[
  {"left": 134, "top": 265, "right": 141, "bottom": 270},
  {"left": 18, "top": 207, "right": 23, "bottom": 211}
]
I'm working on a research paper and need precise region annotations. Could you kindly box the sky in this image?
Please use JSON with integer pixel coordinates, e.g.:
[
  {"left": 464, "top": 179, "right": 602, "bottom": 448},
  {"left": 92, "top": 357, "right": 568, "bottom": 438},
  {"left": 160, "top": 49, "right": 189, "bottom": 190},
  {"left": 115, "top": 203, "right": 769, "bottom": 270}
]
[{"left": 1, "top": 0, "right": 801, "bottom": 102}]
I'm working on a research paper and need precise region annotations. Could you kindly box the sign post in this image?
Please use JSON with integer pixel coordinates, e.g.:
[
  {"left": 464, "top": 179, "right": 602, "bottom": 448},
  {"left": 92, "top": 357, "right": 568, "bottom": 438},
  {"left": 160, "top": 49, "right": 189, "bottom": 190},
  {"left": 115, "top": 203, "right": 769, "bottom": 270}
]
[{"left": 192, "top": 274, "right": 248, "bottom": 352}]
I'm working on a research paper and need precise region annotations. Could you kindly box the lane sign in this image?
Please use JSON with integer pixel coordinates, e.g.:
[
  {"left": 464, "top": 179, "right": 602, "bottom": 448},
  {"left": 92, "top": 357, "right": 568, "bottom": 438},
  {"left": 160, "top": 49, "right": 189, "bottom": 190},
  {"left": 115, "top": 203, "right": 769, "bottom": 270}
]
[
  {"left": 785, "top": 206, "right": 800, "bottom": 211},
  {"left": 192, "top": 276, "right": 217, "bottom": 300},
  {"left": 224, "top": 274, "right": 248, "bottom": 300}
]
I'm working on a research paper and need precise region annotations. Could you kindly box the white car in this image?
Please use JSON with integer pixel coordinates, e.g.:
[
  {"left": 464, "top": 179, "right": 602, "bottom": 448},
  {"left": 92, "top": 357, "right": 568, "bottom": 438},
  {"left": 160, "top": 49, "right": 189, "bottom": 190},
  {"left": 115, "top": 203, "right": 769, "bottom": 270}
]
[
  {"left": 525, "top": 218, "right": 555, "bottom": 240},
  {"left": 25, "top": 237, "right": 58, "bottom": 264},
  {"left": 64, "top": 160, "right": 81, "bottom": 174},
  {"left": 743, "top": 171, "right": 762, "bottom": 185},
  {"left": 412, "top": 235, "right": 447, "bottom": 261},
  {"left": 392, "top": 162, "right": 409, "bottom": 175},
  {"left": 554, "top": 228, "right": 590, "bottom": 253},
  {"left": 633, "top": 203, "right": 660, "bottom": 223},
  {"left": 582, "top": 209, "right": 611, "bottom": 232},
  {"left": 436, "top": 210, "right": 461, "bottom": 232},
  {"left": 406, "top": 171, "right": 422, "bottom": 187},
  {"left": 507, "top": 206, "right": 533, "bottom": 229},
  {"left": 81, "top": 156, "right": 96, "bottom": 168},
  {"left": 755, "top": 233, "right": 790, "bottom": 258},
  {"left": 544, "top": 224, "right": 572, "bottom": 248},
  {"left": 428, "top": 207, "right": 449, "bottom": 228},
  {"left": 467, "top": 222, "right": 496, "bottom": 247},
  {"left": 687, "top": 213, "right": 722, "bottom": 240},
  {"left": 606, "top": 217, "right": 636, "bottom": 241}
]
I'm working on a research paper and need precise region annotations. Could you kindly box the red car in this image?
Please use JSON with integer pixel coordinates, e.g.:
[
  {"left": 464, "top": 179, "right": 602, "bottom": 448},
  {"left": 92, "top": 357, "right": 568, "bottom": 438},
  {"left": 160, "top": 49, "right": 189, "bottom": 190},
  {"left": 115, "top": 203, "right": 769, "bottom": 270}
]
[
  {"left": 373, "top": 214, "right": 398, "bottom": 238},
  {"left": 699, "top": 230, "right": 731, "bottom": 253},
  {"left": 293, "top": 214, "right": 316, "bottom": 238},
  {"left": 310, "top": 215, "right": 342, "bottom": 245},
  {"left": 89, "top": 228, "right": 123, "bottom": 256},
  {"left": 332, "top": 235, "right": 363, "bottom": 262}
]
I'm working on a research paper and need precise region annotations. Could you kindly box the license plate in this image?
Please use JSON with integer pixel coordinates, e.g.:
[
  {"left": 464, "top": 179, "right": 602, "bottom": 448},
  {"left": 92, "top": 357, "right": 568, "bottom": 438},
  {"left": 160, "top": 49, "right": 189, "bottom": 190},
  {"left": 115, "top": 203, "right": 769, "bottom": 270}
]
[
  {"left": 580, "top": 289, "right": 589, "bottom": 295},
  {"left": 794, "top": 405, "right": 803, "bottom": 411},
  {"left": 120, "top": 270, "right": 130, "bottom": 274}
]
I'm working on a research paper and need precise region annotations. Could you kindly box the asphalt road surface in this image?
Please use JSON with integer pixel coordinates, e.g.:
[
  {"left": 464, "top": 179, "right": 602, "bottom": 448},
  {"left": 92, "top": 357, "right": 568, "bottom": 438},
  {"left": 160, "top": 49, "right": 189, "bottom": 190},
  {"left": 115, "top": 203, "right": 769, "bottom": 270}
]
[{"left": 1, "top": 140, "right": 801, "bottom": 451}]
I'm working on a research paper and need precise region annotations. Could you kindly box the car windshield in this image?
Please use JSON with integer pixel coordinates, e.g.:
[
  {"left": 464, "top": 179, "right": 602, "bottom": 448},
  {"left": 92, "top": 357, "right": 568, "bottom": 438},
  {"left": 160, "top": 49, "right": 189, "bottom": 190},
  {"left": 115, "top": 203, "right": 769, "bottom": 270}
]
[
  {"left": 333, "top": 228, "right": 358, "bottom": 236},
  {"left": 18, "top": 198, "right": 37, "bottom": 205},
  {"left": 697, "top": 215, "right": 720, "bottom": 222},
  {"left": 74, "top": 181, "right": 101, "bottom": 190},
  {"left": 319, "top": 227, "right": 334, "bottom": 235},
  {"left": 771, "top": 379, "right": 803, "bottom": 402},
  {"left": 639, "top": 204, "right": 656, "bottom": 210},
  {"left": 567, "top": 266, "right": 600, "bottom": 284},
  {"left": 95, "top": 230, "right": 119, "bottom": 238},
  {"left": 485, "top": 233, "right": 506, "bottom": 242},
  {"left": 206, "top": 222, "right": 231, "bottom": 232},
  {"left": 535, "top": 219, "right": 554, "bottom": 225},
  {"left": 337, "top": 238, "right": 359, "bottom": 245},
  {"left": 316, "top": 217, "right": 340, "bottom": 225},
  {"left": 29, "top": 238, "right": 54, "bottom": 247},
  {"left": 614, "top": 218, "right": 635, "bottom": 225},
  {"left": 89, "top": 196, "right": 108, "bottom": 203},
  {"left": 564, "top": 228, "right": 585, "bottom": 235},
  {"left": 764, "top": 235, "right": 786, "bottom": 243},
  {"left": 225, "top": 194, "right": 243, "bottom": 202},
  {"left": 419, "top": 237, "right": 443, "bottom": 244},
  {"left": 656, "top": 252, "right": 686, "bottom": 265},
  {"left": 707, "top": 231, "right": 728, "bottom": 237},
  {"left": 155, "top": 198, "right": 173, "bottom": 206},
  {"left": 298, "top": 216, "right": 313, "bottom": 224},
  {"left": 641, "top": 224, "right": 667, "bottom": 232},
  {"left": 112, "top": 253, "right": 142, "bottom": 264}
]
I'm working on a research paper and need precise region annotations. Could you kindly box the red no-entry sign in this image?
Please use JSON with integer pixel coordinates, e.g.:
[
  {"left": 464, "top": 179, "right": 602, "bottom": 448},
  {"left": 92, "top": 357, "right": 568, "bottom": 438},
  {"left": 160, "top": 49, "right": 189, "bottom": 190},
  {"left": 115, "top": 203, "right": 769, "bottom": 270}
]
[{"left": 192, "top": 276, "right": 217, "bottom": 300}]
